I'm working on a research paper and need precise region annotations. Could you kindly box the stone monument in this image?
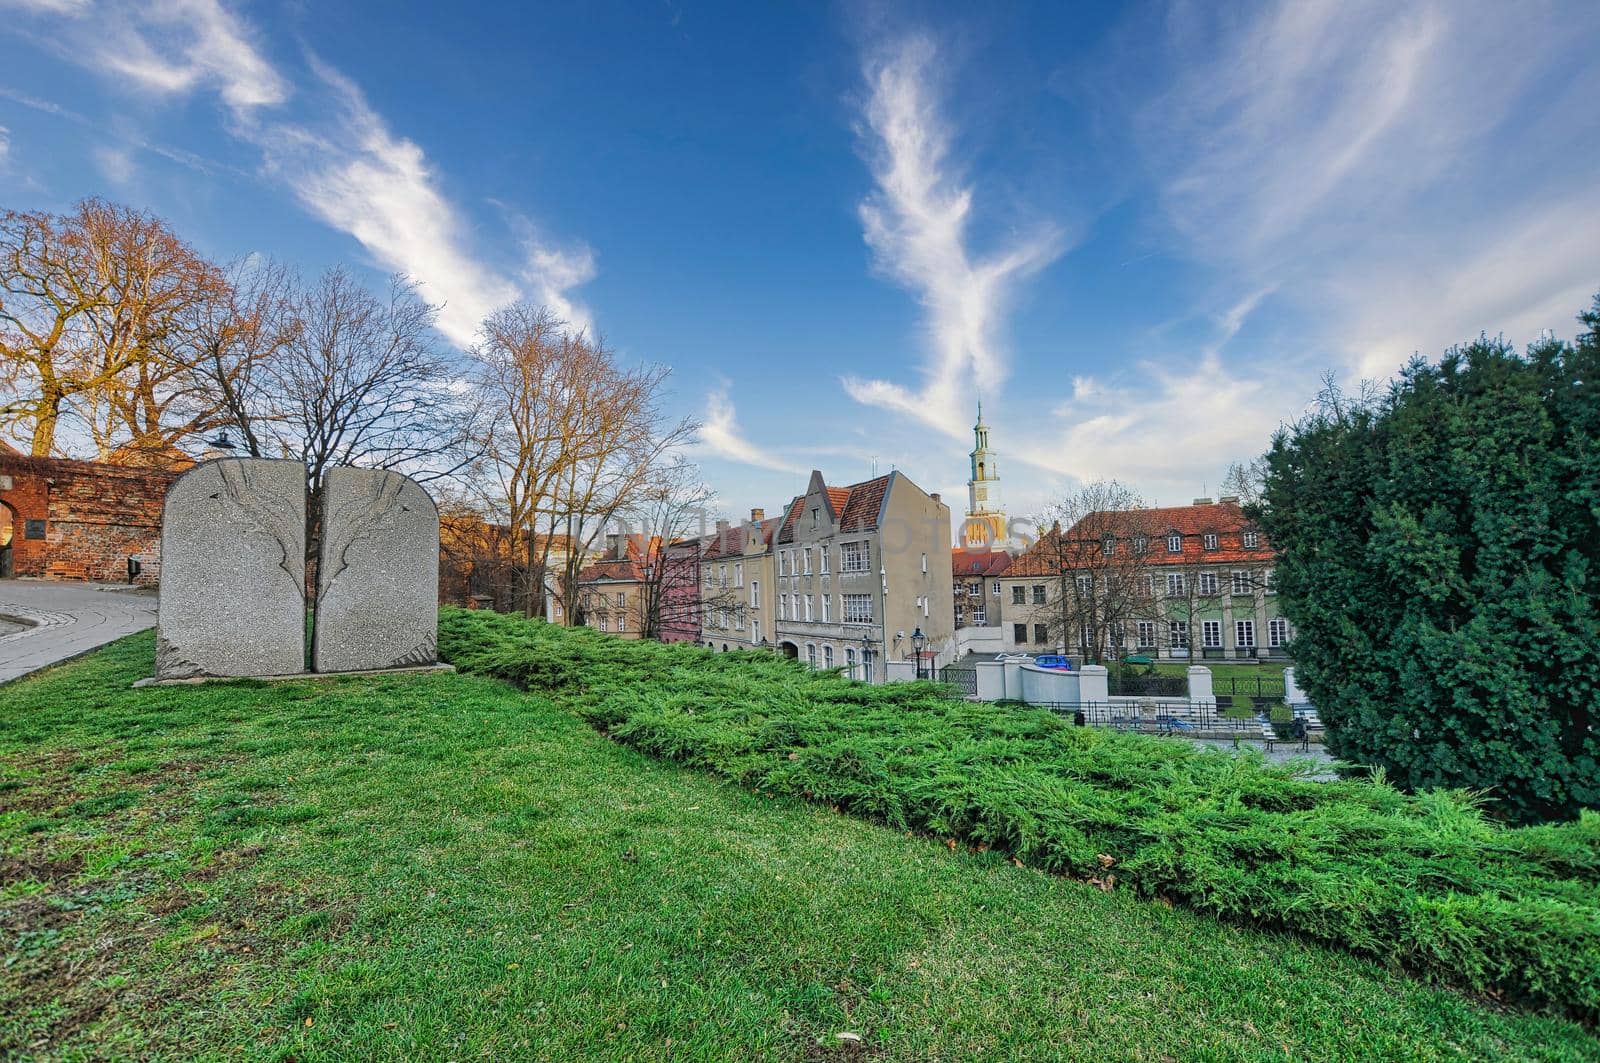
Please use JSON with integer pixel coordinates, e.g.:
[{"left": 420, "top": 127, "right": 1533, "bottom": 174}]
[
  {"left": 312, "top": 467, "right": 439, "bottom": 673},
  {"left": 154, "top": 458, "right": 307, "bottom": 679},
  {"left": 146, "top": 458, "right": 442, "bottom": 683}
]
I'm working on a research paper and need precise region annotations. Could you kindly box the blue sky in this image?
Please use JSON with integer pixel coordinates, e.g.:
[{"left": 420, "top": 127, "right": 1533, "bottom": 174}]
[{"left": 4, "top": 0, "right": 1598, "bottom": 522}]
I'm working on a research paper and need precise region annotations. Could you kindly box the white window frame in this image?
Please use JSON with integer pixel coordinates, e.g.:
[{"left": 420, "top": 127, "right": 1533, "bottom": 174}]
[
  {"left": 803, "top": 548, "right": 813, "bottom": 575},
  {"left": 840, "top": 540, "right": 870, "bottom": 573},
  {"left": 806, "top": 643, "right": 817, "bottom": 667},
  {"left": 991, "top": 580, "right": 1001, "bottom": 596},
  {"left": 750, "top": 580, "right": 760, "bottom": 607},
  {"left": 803, "top": 594, "right": 813, "bottom": 622},
  {"left": 1202, "top": 532, "right": 1218, "bottom": 550},
  {"left": 1268, "top": 618, "right": 1289, "bottom": 648},
  {"left": 1136, "top": 621, "right": 1156, "bottom": 649},
  {"left": 821, "top": 594, "right": 832, "bottom": 622},
  {"left": 1166, "top": 533, "right": 1182, "bottom": 553},
  {"left": 1168, "top": 620, "right": 1189, "bottom": 648},
  {"left": 734, "top": 562, "right": 743, "bottom": 587},
  {"left": 845, "top": 646, "right": 857, "bottom": 678},
  {"left": 1231, "top": 570, "right": 1251, "bottom": 596},
  {"left": 1202, "top": 620, "right": 1222, "bottom": 649},
  {"left": 820, "top": 547, "right": 829, "bottom": 574},
  {"left": 823, "top": 645, "right": 834, "bottom": 669},
  {"left": 1235, "top": 619, "right": 1256, "bottom": 648},
  {"left": 1243, "top": 530, "right": 1259, "bottom": 549},
  {"left": 1198, "top": 572, "right": 1218, "bottom": 596},
  {"left": 843, "top": 593, "right": 873, "bottom": 624},
  {"left": 1166, "top": 573, "right": 1186, "bottom": 596}
]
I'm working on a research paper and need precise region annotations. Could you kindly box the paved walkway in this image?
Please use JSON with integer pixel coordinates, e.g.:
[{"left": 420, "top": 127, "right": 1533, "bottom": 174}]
[{"left": 0, "top": 580, "right": 158, "bottom": 684}]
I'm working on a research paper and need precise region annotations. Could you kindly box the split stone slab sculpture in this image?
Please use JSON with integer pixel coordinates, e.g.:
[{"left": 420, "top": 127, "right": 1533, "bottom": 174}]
[
  {"left": 147, "top": 457, "right": 442, "bottom": 683},
  {"left": 154, "top": 458, "right": 307, "bottom": 680},
  {"left": 312, "top": 466, "right": 439, "bottom": 673}
]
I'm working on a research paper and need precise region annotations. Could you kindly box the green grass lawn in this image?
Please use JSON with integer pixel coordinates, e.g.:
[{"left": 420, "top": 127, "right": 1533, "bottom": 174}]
[
  {"left": 2, "top": 633, "right": 1597, "bottom": 1060},
  {"left": 1144, "top": 660, "right": 1290, "bottom": 682}
]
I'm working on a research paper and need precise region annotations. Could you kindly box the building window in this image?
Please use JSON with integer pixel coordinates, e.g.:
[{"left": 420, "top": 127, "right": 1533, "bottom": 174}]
[
  {"left": 734, "top": 562, "right": 743, "bottom": 587},
  {"left": 1013, "top": 623, "right": 1027, "bottom": 644},
  {"left": 751, "top": 581, "right": 760, "bottom": 607},
  {"left": 1203, "top": 532, "right": 1218, "bottom": 550},
  {"left": 1140, "top": 574, "right": 1155, "bottom": 597},
  {"left": 1078, "top": 623, "right": 1092, "bottom": 652},
  {"left": 803, "top": 548, "right": 813, "bottom": 575},
  {"left": 845, "top": 647, "right": 857, "bottom": 678},
  {"left": 779, "top": 551, "right": 790, "bottom": 576},
  {"left": 1264, "top": 568, "right": 1276, "bottom": 594},
  {"left": 616, "top": 614, "right": 626, "bottom": 633},
  {"left": 921, "top": 552, "right": 928, "bottom": 573},
  {"left": 719, "top": 566, "right": 728, "bottom": 588},
  {"left": 1166, "top": 532, "right": 1182, "bottom": 553},
  {"left": 956, "top": 608, "right": 965, "bottom": 627},
  {"left": 821, "top": 547, "right": 830, "bottom": 574},
  {"left": 1231, "top": 571, "right": 1251, "bottom": 596},
  {"left": 1110, "top": 622, "right": 1125, "bottom": 648},
  {"left": 840, "top": 541, "right": 870, "bottom": 573},
  {"left": 777, "top": 595, "right": 786, "bottom": 621},
  {"left": 1202, "top": 620, "right": 1222, "bottom": 648},
  {"left": 822, "top": 594, "right": 832, "bottom": 622},
  {"left": 972, "top": 608, "right": 985, "bottom": 625},
  {"left": 598, "top": 617, "right": 609, "bottom": 632},
  {"left": 1031, "top": 584, "right": 1046, "bottom": 604},
  {"left": 1198, "top": 572, "right": 1218, "bottom": 596},
  {"left": 1268, "top": 618, "right": 1289, "bottom": 648},
  {"left": 804, "top": 594, "right": 814, "bottom": 622},
  {"left": 823, "top": 645, "right": 835, "bottom": 669},
  {"left": 1102, "top": 536, "right": 1115, "bottom": 555},
  {"left": 1132, "top": 536, "right": 1148, "bottom": 555},
  {"left": 1166, "top": 573, "right": 1186, "bottom": 596},
  {"left": 24, "top": 519, "right": 46, "bottom": 540},
  {"left": 1034, "top": 623, "right": 1048, "bottom": 645},
  {"left": 991, "top": 581, "right": 1000, "bottom": 596},
  {"left": 1169, "top": 620, "right": 1189, "bottom": 648},
  {"left": 1136, "top": 621, "right": 1156, "bottom": 649},
  {"left": 967, "top": 583, "right": 981, "bottom": 597},
  {"left": 1075, "top": 574, "right": 1092, "bottom": 596},
  {"left": 1012, "top": 585, "right": 1025, "bottom": 605},
  {"left": 753, "top": 619, "right": 761, "bottom": 644},
  {"left": 1243, "top": 530, "right": 1260, "bottom": 549},
  {"left": 1235, "top": 619, "right": 1256, "bottom": 648},
  {"left": 843, "top": 594, "right": 874, "bottom": 624},
  {"left": 807, "top": 644, "right": 817, "bottom": 667}
]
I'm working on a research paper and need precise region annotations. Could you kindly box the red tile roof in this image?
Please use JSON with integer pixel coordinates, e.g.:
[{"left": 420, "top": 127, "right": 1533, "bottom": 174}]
[
  {"left": 777, "top": 473, "right": 894, "bottom": 543},
  {"left": 576, "top": 557, "right": 647, "bottom": 584},
  {"left": 1007, "top": 501, "right": 1271, "bottom": 575},
  {"left": 952, "top": 548, "right": 1012, "bottom": 578}
]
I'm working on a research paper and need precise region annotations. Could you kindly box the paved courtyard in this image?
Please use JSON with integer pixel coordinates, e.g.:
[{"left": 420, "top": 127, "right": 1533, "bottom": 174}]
[{"left": 0, "top": 580, "right": 158, "bottom": 684}]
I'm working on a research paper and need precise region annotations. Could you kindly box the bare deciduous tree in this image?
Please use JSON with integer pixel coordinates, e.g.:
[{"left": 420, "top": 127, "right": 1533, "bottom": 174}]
[
  {"left": 0, "top": 199, "right": 219, "bottom": 458},
  {"left": 466, "top": 304, "right": 697, "bottom": 620},
  {"left": 1018, "top": 481, "right": 1163, "bottom": 665}
]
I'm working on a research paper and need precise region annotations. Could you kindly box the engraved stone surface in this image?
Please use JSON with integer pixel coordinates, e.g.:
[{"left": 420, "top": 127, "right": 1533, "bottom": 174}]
[
  {"left": 155, "top": 458, "right": 306, "bottom": 679},
  {"left": 312, "top": 467, "right": 438, "bottom": 673}
]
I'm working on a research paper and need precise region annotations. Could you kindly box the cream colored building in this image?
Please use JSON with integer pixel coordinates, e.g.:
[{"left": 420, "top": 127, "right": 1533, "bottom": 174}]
[
  {"left": 700, "top": 508, "right": 780, "bottom": 652},
  {"left": 772, "top": 469, "right": 953, "bottom": 682}
]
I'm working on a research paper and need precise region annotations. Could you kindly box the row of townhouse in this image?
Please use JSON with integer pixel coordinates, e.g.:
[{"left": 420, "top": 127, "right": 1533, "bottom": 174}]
[{"left": 952, "top": 497, "right": 1293, "bottom": 662}]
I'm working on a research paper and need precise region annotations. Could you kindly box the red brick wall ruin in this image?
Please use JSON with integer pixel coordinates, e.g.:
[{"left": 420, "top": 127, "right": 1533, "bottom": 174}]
[{"left": 0, "top": 454, "right": 179, "bottom": 585}]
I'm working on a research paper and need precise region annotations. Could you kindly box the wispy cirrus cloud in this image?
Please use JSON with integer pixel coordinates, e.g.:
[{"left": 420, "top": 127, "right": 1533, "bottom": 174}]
[
  {"left": 1015, "top": 0, "right": 1600, "bottom": 504},
  {"left": 695, "top": 384, "right": 806, "bottom": 474},
  {"left": 3, "top": 0, "right": 594, "bottom": 348},
  {"left": 844, "top": 35, "right": 1065, "bottom": 439}
]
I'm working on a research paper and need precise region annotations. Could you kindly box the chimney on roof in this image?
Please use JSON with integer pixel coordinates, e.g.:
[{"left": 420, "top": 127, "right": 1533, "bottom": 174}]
[
  {"left": 716, "top": 518, "right": 730, "bottom": 538},
  {"left": 605, "top": 532, "right": 622, "bottom": 558},
  {"left": 930, "top": 492, "right": 941, "bottom": 504},
  {"left": 1219, "top": 495, "right": 1239, "bottom": 504},
  {"left": 750, "top": 507, "right": 764, "bottom": 522},
  {"left": 1193, "top": 497, "right": 1213, "bottom": 505}
]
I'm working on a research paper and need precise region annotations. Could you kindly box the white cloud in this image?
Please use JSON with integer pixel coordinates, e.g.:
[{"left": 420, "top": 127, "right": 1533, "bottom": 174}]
[
  {"left": 844, "top": 35, "right": 1064, "bottom": 439},
  {"left": 695, "top": 385, "right": 806, "bottom": 474},
  {"left": 92, "top": 143, "right": 134, "bottom": 184},
  {"left": 27, "top": 0, "right": 291, "bottom": 115},
  {"left": 1132, "top": 0, "right": 1600, "bottom": 372},
  {"left": 0, "top": 125, "right": 9, "bottom": 168},
  {"left": 6, "top": 0, "right": 595, "bottom": 350}
]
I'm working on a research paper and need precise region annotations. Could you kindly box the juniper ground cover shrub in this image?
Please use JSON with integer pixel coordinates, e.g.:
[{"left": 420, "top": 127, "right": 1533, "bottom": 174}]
[{"left": 440, "top": 608, "right": 1600, "bottom": 1021}]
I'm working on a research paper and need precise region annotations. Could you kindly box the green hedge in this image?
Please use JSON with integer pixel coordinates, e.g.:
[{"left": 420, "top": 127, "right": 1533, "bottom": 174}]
[{"left": 440, "top": 608, "right": 1600, "bottom": 1020}]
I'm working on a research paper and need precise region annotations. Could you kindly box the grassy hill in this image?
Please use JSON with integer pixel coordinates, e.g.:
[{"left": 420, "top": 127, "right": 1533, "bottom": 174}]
[{"left": 1, "top": 627, "right": 1597, "bottom": 1060}]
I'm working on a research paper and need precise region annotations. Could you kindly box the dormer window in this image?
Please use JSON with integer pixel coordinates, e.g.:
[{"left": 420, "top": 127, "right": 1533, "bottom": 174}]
[
  {"left": 1243, "top": 530, "right": 1260, "bottom": 549},
  {"left": 1102, "top": 536, "right": 1115, "bottom": 555},
  {"left": 1203, "top": 533, "right": 1218, "bottom": 551},
  {"left": 1166, "top": 532, "right": 1182, "bottom": 554},
  {"left": 1132, "top": 536, "right": 1148, "bottom": 555}
]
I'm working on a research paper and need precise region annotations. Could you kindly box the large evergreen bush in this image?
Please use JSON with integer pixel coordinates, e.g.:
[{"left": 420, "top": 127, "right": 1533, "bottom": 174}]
[{"left": 1256, "top": 295, "right": 1600, "bottom": 824}]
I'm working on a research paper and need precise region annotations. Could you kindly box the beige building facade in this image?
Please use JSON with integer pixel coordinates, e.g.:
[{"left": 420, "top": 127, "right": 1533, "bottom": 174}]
[{"left": 772, "top": 469, "right": 953, "bottom": 682}]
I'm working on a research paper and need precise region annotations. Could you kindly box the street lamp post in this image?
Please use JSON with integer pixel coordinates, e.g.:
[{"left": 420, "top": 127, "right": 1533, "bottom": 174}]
[{"left": 911, "top": 626, "right": 926, "bottom": 681}]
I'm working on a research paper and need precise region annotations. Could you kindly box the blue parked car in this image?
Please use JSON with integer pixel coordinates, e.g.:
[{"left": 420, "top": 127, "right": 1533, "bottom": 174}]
[{"left": 1032, "top": 654, "right": 1073, "bottom": 671}]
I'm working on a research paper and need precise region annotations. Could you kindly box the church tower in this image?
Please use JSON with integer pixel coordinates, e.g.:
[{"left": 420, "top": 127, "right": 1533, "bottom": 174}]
[{"left": 962, "top": 401, "right": 1008, "bottom": 548}]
